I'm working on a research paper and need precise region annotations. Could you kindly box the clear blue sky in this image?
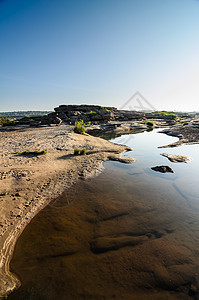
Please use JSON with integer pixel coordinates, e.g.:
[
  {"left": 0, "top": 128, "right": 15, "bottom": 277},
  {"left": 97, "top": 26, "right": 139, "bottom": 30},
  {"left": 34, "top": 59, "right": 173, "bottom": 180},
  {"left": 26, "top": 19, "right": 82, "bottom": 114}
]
[{"left": 1, "top": 0, "right": 199, "bottom": 112}]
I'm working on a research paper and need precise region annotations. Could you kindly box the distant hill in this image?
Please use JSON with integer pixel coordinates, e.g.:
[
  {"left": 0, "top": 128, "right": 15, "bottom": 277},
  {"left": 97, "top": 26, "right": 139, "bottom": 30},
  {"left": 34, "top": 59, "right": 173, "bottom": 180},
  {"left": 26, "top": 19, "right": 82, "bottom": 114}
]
[{"left": 0, "top": 111, "right": 52, "bottom": 119}]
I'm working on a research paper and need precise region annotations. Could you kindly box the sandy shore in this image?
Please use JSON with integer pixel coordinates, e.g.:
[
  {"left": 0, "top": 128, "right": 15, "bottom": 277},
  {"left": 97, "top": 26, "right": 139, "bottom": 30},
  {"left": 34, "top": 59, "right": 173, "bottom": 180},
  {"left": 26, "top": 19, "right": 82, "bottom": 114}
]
[{"left": 0, "top": 125, "right": 132, "bottom": 298}]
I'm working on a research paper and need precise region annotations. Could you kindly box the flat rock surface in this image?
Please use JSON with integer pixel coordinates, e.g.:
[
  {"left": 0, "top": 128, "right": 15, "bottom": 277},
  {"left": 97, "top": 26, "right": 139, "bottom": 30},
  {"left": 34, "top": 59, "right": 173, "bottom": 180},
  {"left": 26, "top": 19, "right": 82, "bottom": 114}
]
[
  {"left": 161, "top": 153, "right": 190, "bottom": 163},
  {"left": 108, "top": 156, "right": 135, "bottom": 164}
]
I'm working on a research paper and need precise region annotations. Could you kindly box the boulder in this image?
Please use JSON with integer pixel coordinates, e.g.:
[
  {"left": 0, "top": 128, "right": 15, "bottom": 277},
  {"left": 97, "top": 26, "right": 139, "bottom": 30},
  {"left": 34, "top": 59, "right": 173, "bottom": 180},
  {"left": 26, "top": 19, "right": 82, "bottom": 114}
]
[{"left": 151, "top": 165, "right": 174, "bottom": 173}]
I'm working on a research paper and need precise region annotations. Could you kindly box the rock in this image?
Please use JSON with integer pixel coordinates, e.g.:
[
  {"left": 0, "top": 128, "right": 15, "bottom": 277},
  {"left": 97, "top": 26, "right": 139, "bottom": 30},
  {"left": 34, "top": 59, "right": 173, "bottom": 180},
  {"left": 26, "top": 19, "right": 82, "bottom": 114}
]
[
  {"left": 15, "top": 104, "right": 167, "bottom": 127},
  {"left": 151, "top": 165, "right": 174, "bottom": 173},
  {"left": 53, "top": 105, "right": 117, "bottom": 124},
  {"left": 189, "top": 284, "right": 198, "bottom": 296},
  {"left": 161, "top": 153, "right": 190, "bottom": 163},
  {"left": 108, "top": 156, "right": 135, "bottom": 164}
]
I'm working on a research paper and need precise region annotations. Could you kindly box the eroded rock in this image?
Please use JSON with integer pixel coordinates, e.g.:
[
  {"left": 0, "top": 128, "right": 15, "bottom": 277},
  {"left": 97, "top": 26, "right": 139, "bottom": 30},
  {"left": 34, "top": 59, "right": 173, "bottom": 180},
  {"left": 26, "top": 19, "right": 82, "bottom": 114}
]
[{"left": 161, "top": 153, "right": 190, "bottom": 163}]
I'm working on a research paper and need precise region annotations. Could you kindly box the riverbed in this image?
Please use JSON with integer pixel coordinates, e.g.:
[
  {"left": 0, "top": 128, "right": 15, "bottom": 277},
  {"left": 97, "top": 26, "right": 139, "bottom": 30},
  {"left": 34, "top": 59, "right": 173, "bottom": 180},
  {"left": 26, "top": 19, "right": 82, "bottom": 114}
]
[{"left": 8, "top": 129, "right": 199, "bottom": 299}]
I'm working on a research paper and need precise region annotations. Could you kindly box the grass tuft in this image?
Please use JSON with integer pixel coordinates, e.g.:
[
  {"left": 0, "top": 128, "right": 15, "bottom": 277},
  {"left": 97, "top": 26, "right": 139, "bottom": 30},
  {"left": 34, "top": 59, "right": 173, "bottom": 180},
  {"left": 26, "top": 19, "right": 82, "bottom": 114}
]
[
  {"left": 74, "top": 148, "right": 80, "bottom": 155},
  {"left": 80, "top": 148, "right": 86, "bottom": 155},
  {"left": 14, "top": 150, "right": 47, "bottom": 156},
  {"left": 84, "top": 111, "right": 97, "bottom": 116},
  {"left": 74, "top": 148, "right": 86, "bottom": 156},
  {"left": 74, "top": 120, "right": 90, "bottom": 134}
]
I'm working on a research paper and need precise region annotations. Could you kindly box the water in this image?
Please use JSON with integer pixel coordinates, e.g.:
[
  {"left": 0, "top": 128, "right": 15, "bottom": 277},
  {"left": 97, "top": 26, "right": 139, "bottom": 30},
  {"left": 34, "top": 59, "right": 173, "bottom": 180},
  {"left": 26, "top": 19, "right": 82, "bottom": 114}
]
[
  {"left": 110, "top": 129, "right": 199, "bottom": 206},
  {"left": 8, "top": 129, "right": 199, "bottom": 300}
]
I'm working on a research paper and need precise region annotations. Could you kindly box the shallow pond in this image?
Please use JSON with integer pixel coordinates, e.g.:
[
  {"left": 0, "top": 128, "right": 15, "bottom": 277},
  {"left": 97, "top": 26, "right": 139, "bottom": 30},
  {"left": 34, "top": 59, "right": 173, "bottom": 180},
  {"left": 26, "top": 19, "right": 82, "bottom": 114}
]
[{"left": 9, "top": 129, "right": 199, "bottom": 300}]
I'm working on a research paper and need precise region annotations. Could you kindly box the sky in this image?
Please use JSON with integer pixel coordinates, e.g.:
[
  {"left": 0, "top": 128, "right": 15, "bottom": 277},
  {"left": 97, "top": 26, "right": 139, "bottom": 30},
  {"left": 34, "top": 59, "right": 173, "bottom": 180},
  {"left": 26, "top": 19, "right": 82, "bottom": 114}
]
[{"left": 1, "top": 0, "right": 199, "bottom": 112}]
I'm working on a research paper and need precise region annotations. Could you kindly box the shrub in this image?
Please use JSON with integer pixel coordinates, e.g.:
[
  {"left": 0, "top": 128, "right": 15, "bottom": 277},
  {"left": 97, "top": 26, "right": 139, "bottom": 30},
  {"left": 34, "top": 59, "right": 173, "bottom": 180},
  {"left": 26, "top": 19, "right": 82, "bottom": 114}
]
[
  {"left": 74, "top": 120, "right": 85, "bottom": 134},
  {"left": 74, "top": 148, "right": 80, "bottom": 155},
  {"left": 74, "top": 120, "right": 90, "bottom": 134},
  {"left": 21, "top": 150, "right": 47, "bottom": 156},
  {"left": 0, "top": 117, "right": 18, "bottom": 126},
  {"left": 80, "top": 148, "right": 86, "bottom": 155},
  {"left": 74, "top": 148, "right": 86, "bottom": 155}
]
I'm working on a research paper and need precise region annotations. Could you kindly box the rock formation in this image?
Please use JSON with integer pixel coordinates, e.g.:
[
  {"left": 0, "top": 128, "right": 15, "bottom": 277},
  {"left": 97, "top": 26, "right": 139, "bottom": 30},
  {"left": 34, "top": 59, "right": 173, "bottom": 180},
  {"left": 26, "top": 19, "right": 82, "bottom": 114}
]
[{"left": 151, "top": 165, "right": 174, "bottom": 173}]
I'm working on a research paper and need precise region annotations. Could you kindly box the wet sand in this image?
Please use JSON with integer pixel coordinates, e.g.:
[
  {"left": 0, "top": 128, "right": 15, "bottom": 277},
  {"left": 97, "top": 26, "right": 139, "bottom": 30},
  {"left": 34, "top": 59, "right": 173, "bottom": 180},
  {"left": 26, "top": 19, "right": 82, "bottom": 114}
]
[{"left": 8, "top": 162, "right": 199, "bottom": 300}]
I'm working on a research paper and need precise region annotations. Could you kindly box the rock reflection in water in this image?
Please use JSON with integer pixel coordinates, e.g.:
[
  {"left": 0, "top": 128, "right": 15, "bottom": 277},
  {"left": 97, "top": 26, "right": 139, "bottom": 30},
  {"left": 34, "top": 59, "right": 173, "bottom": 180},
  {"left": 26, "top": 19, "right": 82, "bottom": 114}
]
[{"left": 9, "top": 161, "right": 199, "bottom": 300}]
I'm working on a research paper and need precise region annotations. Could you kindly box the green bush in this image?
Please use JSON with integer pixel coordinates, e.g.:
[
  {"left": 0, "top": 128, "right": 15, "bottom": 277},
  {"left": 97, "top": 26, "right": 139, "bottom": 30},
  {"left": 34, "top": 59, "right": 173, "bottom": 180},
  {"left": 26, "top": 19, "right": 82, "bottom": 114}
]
[
  {"left": 74, "top": 120, "right": 90, "bottom": 134},
  {"left": 74, "top": 148, "right": 80, "bottom": 155},
  {"left": 74, "top": 120, "right": 85, "bottom": 134},
  {"left": 80, "top": 148, "right": 86, "bottom": 155},
  {"left": 0, "top": 117, "right": 18, "bottom": 126},
  {"left": 74, "top": 148, "right": 86, "bottom": 155}
]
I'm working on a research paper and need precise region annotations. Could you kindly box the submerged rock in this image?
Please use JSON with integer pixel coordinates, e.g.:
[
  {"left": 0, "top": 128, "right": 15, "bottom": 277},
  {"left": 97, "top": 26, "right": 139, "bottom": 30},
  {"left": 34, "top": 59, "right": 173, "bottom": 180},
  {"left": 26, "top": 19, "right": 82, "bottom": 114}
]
[
  {"left": 161, "top": 153, "right": 190, "bottom": 163},
  {"left": 151, "top": 165, "right": 174, "bottom": 173},
  {"left": 108, "top": 156, "right": 135, "bottom": 164}
]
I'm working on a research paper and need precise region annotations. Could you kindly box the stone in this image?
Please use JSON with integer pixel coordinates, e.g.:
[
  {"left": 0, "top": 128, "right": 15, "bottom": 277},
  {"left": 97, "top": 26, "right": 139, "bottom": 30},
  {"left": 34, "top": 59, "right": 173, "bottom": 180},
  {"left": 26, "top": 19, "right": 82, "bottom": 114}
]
[
  {"left": 151, "top": 165, "right": 174, "bottom": 173},
  {"left": 161, "top": 153, "right": 190, "bottom": 163},
  {"left": 108, "top": 156, "right": 135, "bottom": 164}
]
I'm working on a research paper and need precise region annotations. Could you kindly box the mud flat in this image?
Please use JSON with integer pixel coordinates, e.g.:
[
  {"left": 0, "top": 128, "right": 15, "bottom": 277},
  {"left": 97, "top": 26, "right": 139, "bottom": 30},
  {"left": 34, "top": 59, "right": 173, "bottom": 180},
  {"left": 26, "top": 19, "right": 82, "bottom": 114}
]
[{"left": 0, "top": 125, "right": 131, "bottom": 298}]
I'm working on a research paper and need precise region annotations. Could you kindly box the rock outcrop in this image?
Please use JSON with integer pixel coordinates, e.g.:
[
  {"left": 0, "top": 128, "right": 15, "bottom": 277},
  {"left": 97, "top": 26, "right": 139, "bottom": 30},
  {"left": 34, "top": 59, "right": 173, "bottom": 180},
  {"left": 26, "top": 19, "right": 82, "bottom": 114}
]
[
  {"left": 15, "top": 105, "right": 149, "bottom": 127},
  {"left": 10, "top": 105, "right": 194, "bottom": 128}
]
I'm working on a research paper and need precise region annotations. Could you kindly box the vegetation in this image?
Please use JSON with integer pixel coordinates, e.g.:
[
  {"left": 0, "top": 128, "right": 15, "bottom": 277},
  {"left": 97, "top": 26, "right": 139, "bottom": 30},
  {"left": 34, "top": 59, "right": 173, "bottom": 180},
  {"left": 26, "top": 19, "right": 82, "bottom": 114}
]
[
  {"left": 146, "top": 120, "right": 154, "bottom": 127},
  {"left": 84, "top": 111, "right": 97, "bottom": 116},
  {"left": 74, "top": 120, "right": 90, "bottom": 134},
  {"left": 80, "top": 148, "right": 86, "bottom": 155},
  {"left": 143, "top": 120, "right": 154, "bottom": 127},
  {"left": 100, "top": 107, "right": 111, "bottom": 112},
  {"left": 0, "top": 117, "right": 18, "bottom": 126},
  {"left": 73, "top": 148, "right": 86, "bottom": 155},
  {"left": 155, "top": 111, "right": 178, "bottom": 120},
  {"left": 0, "top": 111, "right": 52, "bottom": 118},
  {"left": 13, "top": 150, "right": 47, "bottom": 156},
  {"left": 74, "top": 148, "right": 80, "bottom": 155},
  {"left": 168, "top": 113, "right": 178, "bottom": 120}
]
